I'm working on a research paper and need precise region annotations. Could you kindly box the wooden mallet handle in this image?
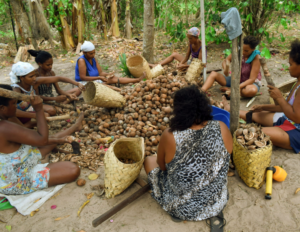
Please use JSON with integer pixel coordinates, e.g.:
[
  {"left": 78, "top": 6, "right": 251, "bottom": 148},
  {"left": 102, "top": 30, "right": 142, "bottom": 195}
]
[
  {"left": 46, "top": 114, "right": 70, "bottom": 121},
  {"left": 0, "top": 88, "right": 31, "bottom": 102}
]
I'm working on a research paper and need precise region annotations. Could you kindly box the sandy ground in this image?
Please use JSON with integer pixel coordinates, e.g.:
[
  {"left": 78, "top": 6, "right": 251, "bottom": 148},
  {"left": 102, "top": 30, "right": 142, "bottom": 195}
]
[{"left": 1, "top": 46, "right": 300, "bottom": 232}]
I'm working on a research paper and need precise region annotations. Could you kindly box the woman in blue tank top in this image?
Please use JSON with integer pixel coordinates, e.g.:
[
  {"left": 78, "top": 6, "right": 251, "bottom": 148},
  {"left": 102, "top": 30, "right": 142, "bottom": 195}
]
[
  {"left": 149, "top": 27, "right": 206, "bottom": 71},
  {"left": 75, "top": 41, "right": 144, "bottom": 87}
]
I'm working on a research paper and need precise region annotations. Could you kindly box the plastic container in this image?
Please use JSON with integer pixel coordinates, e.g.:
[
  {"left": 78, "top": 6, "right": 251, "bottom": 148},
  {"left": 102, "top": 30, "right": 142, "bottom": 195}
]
[
  {"left": 273, "top": 166, "right": 287, "bottom": 182},
  {"left": 211, "top": 106, "right": 230, "bottom": 129}
]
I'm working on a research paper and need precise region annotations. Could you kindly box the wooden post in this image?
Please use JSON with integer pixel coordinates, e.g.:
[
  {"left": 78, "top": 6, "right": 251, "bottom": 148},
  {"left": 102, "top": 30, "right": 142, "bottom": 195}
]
[{"left": 230, "top": 35, "right": 243, "bottom": 134}]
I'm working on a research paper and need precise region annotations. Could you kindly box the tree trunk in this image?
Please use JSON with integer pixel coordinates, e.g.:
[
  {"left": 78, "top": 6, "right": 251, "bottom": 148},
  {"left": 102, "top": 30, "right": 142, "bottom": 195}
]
[
  {"left": 77, "top": 0, "right": 85, "bottom": 44},
  {"left": 72, "top": 4, "right": 78, "bottom": 40},
  {"left": 10, "top": 0, "right": 32, "bottom": 43},
  {"left": 143, "top": 0, "right": 154, "bottom": 63},
  {"left": 58, "top": 1, "right": 75, "bottom": 49},
  {"left": 185, "top": 0, "right": 188, "bottom": 25},
  {"left": 111, "top": 0, "right": 120, "bottom": 37},
  {"left": 230, "top": 35, "right": 243, "bottom": 134},
  {"left": 125, "top": 0, "right": 132, "bottom": 39},
  {"left": 99, "top": 0, "right": 108, "bottom": 40}
]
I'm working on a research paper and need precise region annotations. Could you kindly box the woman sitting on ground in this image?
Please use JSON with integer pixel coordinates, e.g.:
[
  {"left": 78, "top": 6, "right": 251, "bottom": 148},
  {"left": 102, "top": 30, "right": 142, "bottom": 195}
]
[
  {"left": 0, "top": 85, "right": 82, "bottom": 195},
  {"left": 202, "top": 35, "right": 261, "bottom": 98},
  {"left": 149, "top": 27, "right": 205, "bottom": 70},
  {"left": 222, "top": 39, "right": 300, "bottom": 153},
  {"left": 10, "top": 62, "right": 84, "bottom": 127},
  {"left": 28, "top": 50, "right": 82, "bottom": 104},
  {"left": 75, "top": 41, "right": 144, "bottom": 87},
  {"left": 144, "top": 85, "right": 232, "bottom": 223}
]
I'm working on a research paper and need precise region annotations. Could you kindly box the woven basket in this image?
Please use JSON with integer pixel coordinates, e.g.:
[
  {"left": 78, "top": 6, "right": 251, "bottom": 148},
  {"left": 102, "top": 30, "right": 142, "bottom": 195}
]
[
  {"left": 127, "top": 55, "right": 152, "bottom": 79},
  {"left": 104, "top": 137, "right": 145, "bottom": 198},
  {"left": 82, "top": 82, "right": 125, "bottom": 108},
  {"left": 233, "top": 131, "right": 273, "bottom": 189},
  {"left": 185, "top": 58, "right": 204, "bottom": 83},
  {"left": 150, "top": 64, "right": 164, "bottom": 78}
]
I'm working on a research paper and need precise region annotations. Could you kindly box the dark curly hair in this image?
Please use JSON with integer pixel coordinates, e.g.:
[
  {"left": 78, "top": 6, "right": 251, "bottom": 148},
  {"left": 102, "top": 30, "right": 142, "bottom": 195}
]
[
  {"left": 0, "top": 84, "right": 13, "bottom": 106},
  {"left": 28, "top": 50, "right": 52, "bottom": 64},
  {"left": 290, "top": 39, "right": 300, "bottom": 65},
  {"left": 243, "top": 36, "right": 260, "bottom": 49},
  {"left": 169, "top": 85, "right": 213, "bottom": 132}
]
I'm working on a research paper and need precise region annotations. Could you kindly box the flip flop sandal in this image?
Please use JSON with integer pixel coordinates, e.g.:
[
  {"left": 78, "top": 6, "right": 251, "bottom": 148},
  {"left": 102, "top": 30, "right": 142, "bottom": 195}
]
[
  {"left": 116, "top": 78, "right": 120, "bottom": 88},
  {"left": 246, "top": 111, "right": 253, "bottom": 124},
  {"left": 0, "top": 198, "right": 14, "bottom": 211},
  {"left": 206, "top": 211, "right": 226, "bottom": 232},
  {"left": 170, "top": 215, "right": 183, "bottom": 223}
]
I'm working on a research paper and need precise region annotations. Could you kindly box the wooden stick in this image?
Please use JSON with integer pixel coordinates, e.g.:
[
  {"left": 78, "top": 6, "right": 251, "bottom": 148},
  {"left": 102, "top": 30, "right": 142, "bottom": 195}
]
[
  {"left": 0, "top": 88, "right": 31, "bottom": 102},
  {"left": 46, "top": 114, "right": 70, "bottom": 121},
  {"left": 44, "top": 101, "right": 75, "bottom": 110},
  {"left": 230, "top": 35, "right": 243, "bottom": 134},
  {"left": 259, "top": 57, "right": 275, "bottom": 87},
  {"left": 92, "top": 184, "right": 150, "bottom": 227}
]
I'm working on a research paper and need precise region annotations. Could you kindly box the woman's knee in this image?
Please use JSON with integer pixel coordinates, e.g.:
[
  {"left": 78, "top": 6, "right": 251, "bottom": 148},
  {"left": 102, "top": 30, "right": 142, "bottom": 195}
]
[
  {"left": 242, "top": 85, "right": 257, "bottom": 97},
  {"left": 171, "top": 52, "right": 179, "bottom": 58},
  {"left": 67, "top": 162, "right": 81, "bottom": 179}
]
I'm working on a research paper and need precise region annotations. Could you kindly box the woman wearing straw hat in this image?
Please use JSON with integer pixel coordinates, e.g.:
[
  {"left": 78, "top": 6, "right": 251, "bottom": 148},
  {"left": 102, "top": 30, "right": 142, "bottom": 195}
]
[
  {"left": 149, "top": 27, "right": 205, "bottom": 71},
  {"left": 75, "top": 41, "right": 145, "bottom": 87},
  {"left": 144, "top": 85, "right": 232, "bottom": 226}
]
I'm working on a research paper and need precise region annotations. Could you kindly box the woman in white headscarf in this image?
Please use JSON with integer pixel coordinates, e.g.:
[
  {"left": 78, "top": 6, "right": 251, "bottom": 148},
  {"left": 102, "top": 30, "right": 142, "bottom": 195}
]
[
  {"left": 10, "top": 62, "right": 84, "bottom": 127},
  {"left": 75, "top": 41, "right": 144, "bottom": 88}
]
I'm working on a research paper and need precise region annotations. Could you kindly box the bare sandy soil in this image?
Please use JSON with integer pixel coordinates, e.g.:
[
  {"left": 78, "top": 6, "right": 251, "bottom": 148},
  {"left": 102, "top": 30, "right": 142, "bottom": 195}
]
[{"left": 1, "top": 43, "right": 300, "bottom": 232}]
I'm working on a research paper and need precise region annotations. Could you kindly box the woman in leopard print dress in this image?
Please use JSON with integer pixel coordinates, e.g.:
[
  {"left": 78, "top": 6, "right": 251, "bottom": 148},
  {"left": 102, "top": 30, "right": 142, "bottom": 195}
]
[{"left": 144, "top": 85, "right": 233, "bottom": 221}]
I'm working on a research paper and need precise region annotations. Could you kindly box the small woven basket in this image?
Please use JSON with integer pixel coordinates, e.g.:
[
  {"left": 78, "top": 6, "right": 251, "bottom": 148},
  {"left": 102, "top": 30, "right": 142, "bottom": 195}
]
[
  {"left": 233, "top": 131, "right": 273, "bottom": 189},
  {"left": 127, "top": 55, "right": 152, "bottom": 79},
  {"left": 104, "top": 137, "right": 145, "bottom": 198},
  {"left": 82, "top": 81, "right": 125, "bottom": 108},
  {"left": 150, "top": 64, "right": 164, "bottom": 78},
  {"left": 185, "top": 58, "right": 204, "bottom": 83}
]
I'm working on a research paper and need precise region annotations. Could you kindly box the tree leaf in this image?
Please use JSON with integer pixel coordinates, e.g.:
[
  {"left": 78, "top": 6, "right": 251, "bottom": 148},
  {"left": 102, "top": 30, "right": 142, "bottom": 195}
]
[
  {"left": 280, "top": 33, "right": 285, "bottom": 42},
  {"left": 261, "top": 47, "right": 271, "bottom": 59},
  {"left": 6, "top": 225, "right": 11, "bottom": 231},
  {"left": 258, "top": 28, "right": 263, "bottom": 33}
]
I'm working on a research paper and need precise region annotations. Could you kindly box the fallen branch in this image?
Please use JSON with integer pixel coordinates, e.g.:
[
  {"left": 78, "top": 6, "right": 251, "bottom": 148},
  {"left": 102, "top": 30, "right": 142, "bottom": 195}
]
[
  {"left": 44, "top": 101, "right": 75, "bottom": 110},
  {"left": 0, "top": 88, "right": 32, "bottom": 102},
  {"left": 46, "top": 114, "right": 70, "bottom": 121}
]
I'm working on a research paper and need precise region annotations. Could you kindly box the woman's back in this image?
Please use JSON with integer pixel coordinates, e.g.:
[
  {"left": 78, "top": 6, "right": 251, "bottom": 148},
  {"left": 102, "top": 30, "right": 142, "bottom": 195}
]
[{"left": 148, "top": 120, "right": 230, "bottom": 221}]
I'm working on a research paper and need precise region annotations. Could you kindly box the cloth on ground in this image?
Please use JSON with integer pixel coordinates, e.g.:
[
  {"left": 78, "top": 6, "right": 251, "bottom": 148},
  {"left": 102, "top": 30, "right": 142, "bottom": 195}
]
[
  {"left": 221, "top": 7, "right": 242, "bottom": 40},
  {"left": 0, "top": 184, "right": 65, "bottom": 216}
]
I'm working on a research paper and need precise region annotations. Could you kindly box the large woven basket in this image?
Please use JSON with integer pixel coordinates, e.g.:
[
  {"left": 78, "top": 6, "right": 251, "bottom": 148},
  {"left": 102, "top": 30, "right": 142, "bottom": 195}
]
[
  {"left": 82, "top": 81, "right": 125, "bottom": 108},
  {"left": 233, "top": 131, "right": 272, "bottom": 189},
  {"left": 150, "top": 64, "right": 164, "bottom": 78},
  {"left": 104, "top": 137, "right": 145, "bottom": 198},
  {"left": 127, "top": 55, "right": 152, "bottom": 79},
  {"left": 185, "top": 58, "right": 204, "bottom": 83}
]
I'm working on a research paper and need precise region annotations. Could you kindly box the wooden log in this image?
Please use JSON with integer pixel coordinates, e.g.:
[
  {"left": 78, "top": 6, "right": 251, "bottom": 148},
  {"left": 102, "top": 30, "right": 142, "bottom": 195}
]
[
  {"left": 44, "top": 101, "right": 75, "bottom": 110},
  {"left": 46, "top": 114, "right": 70, "bottom": 121},
  {"left": 92, "top": 184, "right": 150, "bottom": 227},
  {"left": 0, "top": 87, "right": 31, "bottom": 102},
  {"left": 230, "top": 35, "right": 243, "bottom": 134},
  {"left": 259, "top": 57, "right": 275, "bottom": 87},
  {"left": 14, "top": 45, "right": 34, "bottom": 63}
]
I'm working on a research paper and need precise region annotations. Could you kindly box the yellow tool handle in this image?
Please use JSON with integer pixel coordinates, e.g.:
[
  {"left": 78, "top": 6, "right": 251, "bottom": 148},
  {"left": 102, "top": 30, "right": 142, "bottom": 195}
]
[{"left": 265, "top": 169, "right": 273, "bottom": 199}]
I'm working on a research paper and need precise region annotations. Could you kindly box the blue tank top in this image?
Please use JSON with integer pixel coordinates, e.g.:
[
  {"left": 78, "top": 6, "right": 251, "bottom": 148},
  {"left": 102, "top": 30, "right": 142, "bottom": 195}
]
[{"left": 75, "top": 55, "right": 99, "bottom": 81}]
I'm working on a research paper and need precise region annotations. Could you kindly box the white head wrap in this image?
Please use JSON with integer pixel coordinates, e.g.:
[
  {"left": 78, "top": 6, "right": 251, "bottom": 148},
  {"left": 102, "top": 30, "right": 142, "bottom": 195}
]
[
  {"left": 81, "top": 41, "right": 95, "bottom": 52},
  {"left": 9, "top": 62, "right": 35, "bottom": 84}
]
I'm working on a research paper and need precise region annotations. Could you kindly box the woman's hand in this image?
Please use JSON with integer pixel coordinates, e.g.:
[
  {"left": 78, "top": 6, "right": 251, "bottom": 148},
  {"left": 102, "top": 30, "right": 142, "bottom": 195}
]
[
  {"left": 30, "top": 93, "right": 43, "bottom": 112},
  {"left": 268, "top": 85, "right": 283, "bottom": 101},
  {"left": 55, "top": 95, "right": 67, "bottom": 103},
  {"left": 250, "top": 105, "right": 264, "bottom": 112},
  {"left": 177, "top": 63, "right": 188, "bottom": 71},
  {"left": 98, "top": 76, "right": 107, "bottom": 82},
  {"left": 77, "top": 83, "right": 85, "bottom": 91},
  {"left": 66, "top": 93, "right": 78, "bottom": 101}
]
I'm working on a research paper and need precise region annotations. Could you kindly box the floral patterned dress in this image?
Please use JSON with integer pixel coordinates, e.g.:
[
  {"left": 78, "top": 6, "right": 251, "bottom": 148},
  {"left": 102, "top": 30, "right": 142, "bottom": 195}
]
[
  {"left": 0, "top": 145, "right": 50, "bottom": 195},
  {"left": 148, "top": 121, "right": 230, "bottom": 221}
]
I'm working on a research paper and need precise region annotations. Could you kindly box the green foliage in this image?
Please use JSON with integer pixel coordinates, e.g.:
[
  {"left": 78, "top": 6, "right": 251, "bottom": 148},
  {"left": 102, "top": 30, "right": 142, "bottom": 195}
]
[{"left": 118, "top": 53, "right": 133, "bottom": 78}]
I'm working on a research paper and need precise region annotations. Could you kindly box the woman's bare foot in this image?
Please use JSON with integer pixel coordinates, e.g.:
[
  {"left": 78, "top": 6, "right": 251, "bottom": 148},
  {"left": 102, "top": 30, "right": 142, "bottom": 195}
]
[
  {"left": 138, "top": 72, "right": 146, "bottom": 81},
  {"left": 221, "top": 95, "right": 230, "bottom": 112},
  {"left": 74, "top": 113, "right": 84, "bottom": 131},
  {"left": 149, "top": 64, "right": 158, "bottom": 69}
]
